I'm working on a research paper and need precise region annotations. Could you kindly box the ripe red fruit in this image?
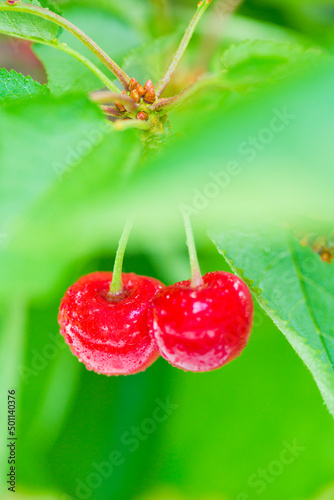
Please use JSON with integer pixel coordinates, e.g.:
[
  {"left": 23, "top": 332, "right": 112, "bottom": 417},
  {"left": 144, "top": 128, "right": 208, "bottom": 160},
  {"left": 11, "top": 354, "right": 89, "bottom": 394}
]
[
  {"left": 58, "top": 271, "right": 164, "bottom": 376},
  {"left": 151, "top": 271, "right": 253, "bottom": 372}
]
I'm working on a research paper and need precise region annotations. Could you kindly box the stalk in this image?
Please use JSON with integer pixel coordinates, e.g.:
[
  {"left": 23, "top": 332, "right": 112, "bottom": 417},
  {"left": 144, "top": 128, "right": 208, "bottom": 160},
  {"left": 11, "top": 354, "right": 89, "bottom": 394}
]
[
  {"left": 100, "top": 106, "right": 122, "bottom": 118},
  {"left": 182, "top": 211, "right": 203, "bottom": 288},
  {"left": 0, "top": 2, "right": 131, "bottom": 87},
  {"left": 90, "top": 90, "right": 139, "bottom": 112},
  {"left": 155, "top": 0, "right": 213, "bottom": 98},
  {"left": 109, "top": 221, "right": 133, "bottom": 296},
  {"left": 45, "top": 41, "right": 120, "bottom": 93}
]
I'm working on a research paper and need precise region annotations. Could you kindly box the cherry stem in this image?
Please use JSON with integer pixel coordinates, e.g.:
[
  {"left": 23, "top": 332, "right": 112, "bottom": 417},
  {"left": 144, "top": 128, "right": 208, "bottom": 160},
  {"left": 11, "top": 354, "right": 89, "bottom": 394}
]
[
  {"left": 109, "top": 220, "right": 133, "bottom": 296},
  {"left": 100, "top": 105, "right": 122, "bottom": 118},
  {"left": 50, "top": 42, "right": 120, "bottom": 94},
  {"left": 182, "top": 211, "right": 203, "bottom": 288},
  {"left": 0, "top": 3, "right": 131, "bottom": 88},
  {"left": 155, "top": 0, "right": 213, "bottom": 98},
  {"left": 90, "top": 91, "right": 138, "bottom": 112}
]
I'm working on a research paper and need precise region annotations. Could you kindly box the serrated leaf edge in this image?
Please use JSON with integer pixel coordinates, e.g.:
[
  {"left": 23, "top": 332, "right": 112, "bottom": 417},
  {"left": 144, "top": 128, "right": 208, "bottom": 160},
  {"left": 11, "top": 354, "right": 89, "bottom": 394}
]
[{"left": 210, "top": 232, "right": 334, "bottom": 418}]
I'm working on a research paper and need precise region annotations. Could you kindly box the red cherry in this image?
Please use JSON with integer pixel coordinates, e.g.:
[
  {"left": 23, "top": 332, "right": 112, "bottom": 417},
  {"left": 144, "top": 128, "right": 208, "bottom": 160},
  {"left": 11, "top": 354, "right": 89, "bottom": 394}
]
[
  {"left": 151, "top": 271, "right": 254, "bottom": 372},
  {"left": 58, "top": 272, "right": 164, "bottom": 376}
]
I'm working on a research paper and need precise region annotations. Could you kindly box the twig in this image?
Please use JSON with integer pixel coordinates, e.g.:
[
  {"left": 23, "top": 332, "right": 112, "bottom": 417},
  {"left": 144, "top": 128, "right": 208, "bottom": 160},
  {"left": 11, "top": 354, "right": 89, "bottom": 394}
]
[
  {"left": 155, "top": 0, "right": 213, "bottom": 98},
  {"left": 100, "top": 106, "right": 122, "bottom": 118},
  {"left": 0, "top": 2, "right": 131, "bottom": 87},
  {"left": 90, "top": 91, "right": 138, "bottom": 112}
]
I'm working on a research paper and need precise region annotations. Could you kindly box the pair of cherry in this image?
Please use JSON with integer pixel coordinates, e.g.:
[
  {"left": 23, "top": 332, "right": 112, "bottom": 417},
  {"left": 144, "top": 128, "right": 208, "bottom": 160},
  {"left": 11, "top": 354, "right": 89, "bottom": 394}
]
[{"left": 58, "top": 220, "right": 254, "bottom": 376}]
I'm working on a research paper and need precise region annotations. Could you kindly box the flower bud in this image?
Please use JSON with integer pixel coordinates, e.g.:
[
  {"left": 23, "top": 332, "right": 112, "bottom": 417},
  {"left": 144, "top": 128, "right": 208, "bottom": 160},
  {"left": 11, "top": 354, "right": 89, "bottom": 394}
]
[
  {"left": 137, "top": 112, "right": 149, "bottom": 121},
  {"left": 144, "top": 80, "right": 156, "bottom": 103}
]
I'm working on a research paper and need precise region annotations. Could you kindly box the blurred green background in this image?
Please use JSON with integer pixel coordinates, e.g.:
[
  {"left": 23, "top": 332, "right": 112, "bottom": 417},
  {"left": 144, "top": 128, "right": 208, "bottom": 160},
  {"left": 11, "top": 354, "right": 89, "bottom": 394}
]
[{"left": 0, "top": 0, "right": 334, "bottom": 499}]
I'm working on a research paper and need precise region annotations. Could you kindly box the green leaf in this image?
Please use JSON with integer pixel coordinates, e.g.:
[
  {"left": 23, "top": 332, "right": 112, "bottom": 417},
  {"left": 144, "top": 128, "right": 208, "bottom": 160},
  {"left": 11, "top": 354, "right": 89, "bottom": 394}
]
[
  {"left": 241, "top": 0, "right": 334, "bottom": 43},
  {"left": 1, "top": 59, "right": 334, "bottom": 300},
  {"left": 220, "top": 39, "right": 325, "bottom": 91},
  {"left": 39, "top": 0, "right": 62, "bottom": 14},
  {"left": 209, "top": 225, "right": 334, "bottom": 417},
  {"left": 0, "top": 94, "right": 107, "bottom": 237},
  {"left": 33, "top": 42, "right": 101, "bottom": 95},
  {"left": 34, "top": 6, "right": 145, "bottom": 95},
  {"left": 0, "top": 128, "right": 141, "bottom": 296},
  {"left": 0, "top": 0, "right": 59, "bottom": 42},
  {"left": 57, "top": 0, "right": 151, "bottom": 33},
  {"left": 122, "top": 33, "right": 179, "bottom": 86},
  {"left": 0, "top": 68, "right": 49, "bottom": 105}
]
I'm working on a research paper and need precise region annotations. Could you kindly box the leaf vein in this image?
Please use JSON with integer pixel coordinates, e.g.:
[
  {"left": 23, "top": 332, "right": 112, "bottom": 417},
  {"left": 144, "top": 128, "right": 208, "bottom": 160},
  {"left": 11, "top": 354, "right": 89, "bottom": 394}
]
[{"left": 288, "top": 236, "right": 334, "bottom": 370}]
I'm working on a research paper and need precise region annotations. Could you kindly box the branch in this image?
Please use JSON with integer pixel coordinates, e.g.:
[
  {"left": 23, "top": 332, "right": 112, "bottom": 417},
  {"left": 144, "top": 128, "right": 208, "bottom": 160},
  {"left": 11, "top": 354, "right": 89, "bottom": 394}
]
[
  {"left": 90, "top": 91, "right": 138, "bottom": 112},
  {"left": 155, "top": 0, "right": 213, "bottom": 98},
  {"left": 50, "top": 42, "right": 120, "bottom": 93},
  {"left": 100, "top": 106, "right": 122, "bottom": 118},
  {"left": 0, "top": 2, "right": 131, "bottom": 87}
]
